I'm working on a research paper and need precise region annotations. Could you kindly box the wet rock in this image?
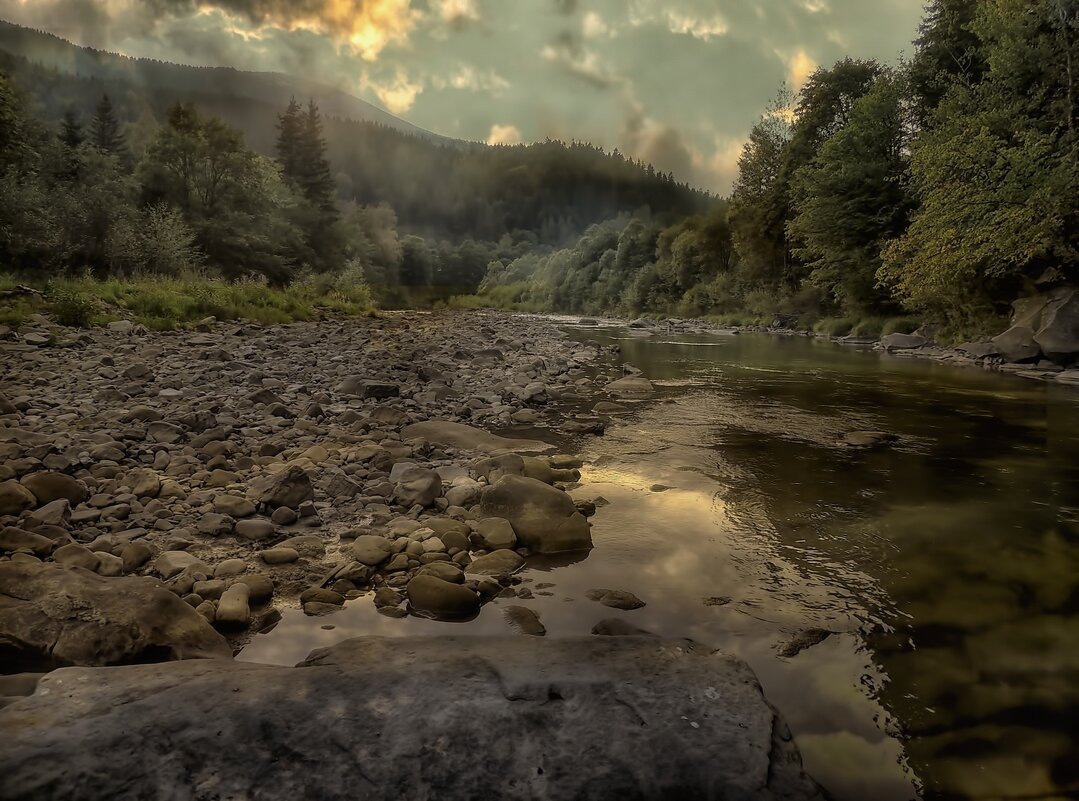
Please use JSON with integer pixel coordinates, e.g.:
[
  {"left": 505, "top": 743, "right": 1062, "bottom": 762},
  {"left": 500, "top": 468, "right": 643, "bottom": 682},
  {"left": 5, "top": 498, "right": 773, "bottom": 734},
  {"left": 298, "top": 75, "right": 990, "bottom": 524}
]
[
  {"left": 0, "top": 561, "right": 230, "bottom": 669},
  {"left": 0, "top": 636, "right": 823, "bottom": 800},
  {"left": 591, "top": 619, "right": 658, "bottom": 637},
  {"left": 880, "top": 333, "right": 928, "bottom": 350},
  {"left": 992, "top": 322, "right": 1042, "bottom": 363},
  {"left": 778, "top": 628, "right": 834, "bottom": 658},
  {"left": 406, "top": 575, "right": 481, "bottom": 620},
  {"left": 605, "top": 376, "right": 654, "bottom": 394},
  {"left": 1034, "top": 287, "right": 1079, "bottom": 362},
  {"left": 479, "top": 475, "right": 592, "bottom": 554},
  {"left": 473, "top": 517, "right": 517, "bottom": 550},
  {"left": 841, "top": 431, "right": 898, "bottom": 448},
  {"left": 586, "top": 588, "right": 646, "bottom": 610},
  {"left": 502, "top": 605, "right": 545, "bottom": 636},
  {"left": 466, "top": 549, "right": 525, "bottom": 577}
]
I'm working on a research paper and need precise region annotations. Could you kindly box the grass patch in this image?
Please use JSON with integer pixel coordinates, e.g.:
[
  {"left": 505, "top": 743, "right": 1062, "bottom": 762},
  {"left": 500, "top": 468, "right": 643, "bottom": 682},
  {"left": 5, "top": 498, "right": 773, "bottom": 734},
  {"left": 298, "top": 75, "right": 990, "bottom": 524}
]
[{"left": 0, "top": 272, "right": 375, "bottom": 330}]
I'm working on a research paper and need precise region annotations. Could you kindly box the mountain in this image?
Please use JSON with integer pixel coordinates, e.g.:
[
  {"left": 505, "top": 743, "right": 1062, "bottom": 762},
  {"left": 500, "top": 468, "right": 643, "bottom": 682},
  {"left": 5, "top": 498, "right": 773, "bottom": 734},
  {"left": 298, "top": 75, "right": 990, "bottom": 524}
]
[
  {"left": 0, "top": 20, "right": 445, "bottom": 142},
  {"left": 0, "top": 20, "right": 713, "bottom": 244}
]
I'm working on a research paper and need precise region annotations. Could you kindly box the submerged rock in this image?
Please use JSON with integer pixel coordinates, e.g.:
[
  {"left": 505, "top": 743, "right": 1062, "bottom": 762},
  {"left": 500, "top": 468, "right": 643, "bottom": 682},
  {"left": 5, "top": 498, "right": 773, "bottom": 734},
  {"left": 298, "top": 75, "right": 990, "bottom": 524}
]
[
  {"left": 406, "top": 575, "right": 480, "bottom": 620},
  {"left": 586, "top": 588, "right": 646, "bottom": 610},
  {"left": 0, "top": 636, "right": 824, "bottom": 800}
]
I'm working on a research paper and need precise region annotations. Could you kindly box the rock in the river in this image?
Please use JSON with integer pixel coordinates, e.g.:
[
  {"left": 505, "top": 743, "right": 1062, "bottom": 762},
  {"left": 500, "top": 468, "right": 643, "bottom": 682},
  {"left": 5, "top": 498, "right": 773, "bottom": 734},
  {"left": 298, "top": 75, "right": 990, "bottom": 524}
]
[
  {"left": 586, "top": 588, "right": 646, "bottom": 610},
  {"left": 605, "top": 375, "right": 654, "bottom": 394},
  {"left": 466, "top": 549, "right": 525, "bottom": 577},
  {"left": 479, "top": 475, "right": 592, "bottom": 553},
  {"left": 393, "top": 466, "right": 442, "bottom": 508},
  {"left": 1033, "top": 287, "right": 1079, "bottom": 362},
  {"left": 502, "top": 605, "right": 545, "bottom": 636},
  {"left": 401, "top": 420, "right": 553, "bottom": 454},
  {"left": 991, "top": 325, "right": 1041, "bottom": 363},
  {"left": 253, "top": 466, "right": 314, "bottom": 510},
  {"left": 0, "top": 561, "right": 230, "bottom": 669},
  {"left": 20, "top": 472, "right": 87, "bottom": 507},
  {"left": 0, "top": 636, "right": 824, "bottom": 800},
  {"left": 406, "top": 575, "right": 481, "bottom": 620},
  {"left": 879, "top": 333, "right": 928, "bottom": 350},
  {"left": 474, "top": 517, "right": 517, "bottom": 550},
  {"left": 840, "top": 431, "right": 898, "bottom": 448}
]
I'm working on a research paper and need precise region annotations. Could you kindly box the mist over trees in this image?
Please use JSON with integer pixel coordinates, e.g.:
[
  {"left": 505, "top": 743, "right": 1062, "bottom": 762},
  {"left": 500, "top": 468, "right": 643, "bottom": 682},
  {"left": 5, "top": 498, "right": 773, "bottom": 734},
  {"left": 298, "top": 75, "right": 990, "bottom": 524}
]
[
  {"left": 0, "top": 0, "right": 1075, "bottom": 337},
  {"left": 475, "top": 0, "right": 1078, "bottom": 338}
]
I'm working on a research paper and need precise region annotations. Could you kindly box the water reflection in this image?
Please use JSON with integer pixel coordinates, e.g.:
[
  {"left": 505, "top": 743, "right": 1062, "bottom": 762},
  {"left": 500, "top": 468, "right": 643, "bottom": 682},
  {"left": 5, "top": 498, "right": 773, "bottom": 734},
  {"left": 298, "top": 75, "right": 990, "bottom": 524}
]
[{"left": 241, "top": 326, "right": 1079, "bottom": 801}]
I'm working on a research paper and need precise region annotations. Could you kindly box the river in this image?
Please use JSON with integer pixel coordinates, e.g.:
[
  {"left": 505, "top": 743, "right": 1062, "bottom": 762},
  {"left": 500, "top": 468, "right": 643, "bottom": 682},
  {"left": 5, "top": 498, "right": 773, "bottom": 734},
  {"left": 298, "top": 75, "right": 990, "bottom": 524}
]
[{"left": 241, "top": 320, "right": 1079, "bottom": 801}]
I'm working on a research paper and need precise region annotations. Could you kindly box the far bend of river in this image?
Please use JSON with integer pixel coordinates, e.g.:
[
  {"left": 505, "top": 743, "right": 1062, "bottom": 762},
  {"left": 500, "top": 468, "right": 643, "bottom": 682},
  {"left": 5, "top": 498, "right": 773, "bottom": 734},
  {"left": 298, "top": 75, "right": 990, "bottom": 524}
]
[{"left": 241, "top": 321, "right": 1079, "bottom": 801}]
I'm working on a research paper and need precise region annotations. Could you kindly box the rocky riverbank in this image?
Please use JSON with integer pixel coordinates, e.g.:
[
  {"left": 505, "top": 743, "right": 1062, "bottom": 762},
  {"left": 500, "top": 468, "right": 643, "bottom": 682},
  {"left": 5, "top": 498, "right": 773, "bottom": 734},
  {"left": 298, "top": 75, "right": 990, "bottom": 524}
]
[
  {"left": 0, "top": 310, "right": 634, "bottom": 664},
  {"left": 582, "top": 285, "right": 1079, "bottom": 387},
  {"left": 0, "top": 308, "right": 828, "bottom": 799}
]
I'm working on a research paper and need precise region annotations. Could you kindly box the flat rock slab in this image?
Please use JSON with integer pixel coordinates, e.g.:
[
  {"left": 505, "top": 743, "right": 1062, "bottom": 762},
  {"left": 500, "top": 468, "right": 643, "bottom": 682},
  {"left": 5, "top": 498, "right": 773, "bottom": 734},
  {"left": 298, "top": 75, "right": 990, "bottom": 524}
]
[
  {"left": 0, "top": 636, "right": 822, "bottom": 801},
  {"left": 402, "top": 420, "right": 553, "bottom": 454}
]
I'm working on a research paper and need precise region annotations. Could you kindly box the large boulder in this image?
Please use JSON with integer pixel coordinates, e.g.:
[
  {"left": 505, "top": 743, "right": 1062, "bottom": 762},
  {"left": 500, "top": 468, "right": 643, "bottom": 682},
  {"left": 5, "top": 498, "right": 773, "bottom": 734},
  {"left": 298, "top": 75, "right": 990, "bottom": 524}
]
[
  {"left": 0, "top": 561, "right": 231, "bottom": 671},
  {"left": 19, "top": 472, "right": 88, "bottom": 507},
  {"left": 1034, "top": 287, "right": 1079, "bottom": 363},
  {"left": 479, "top": 475, "right": 592, "bottom": 553},
  {"left": 405, "top": 575, "right": 481, "bottom": 620},
  {"left": 991, "top": 325, "right": 1041, "bottom": 363},
  {"left": 401, "top": 420, "right": 553, "bottom": 454},
  {"left": 252, "top": 466, "right": 314, "bottom": 510},
  {"left": 0, "top": 636, "right": 824, "bottom": 800}
]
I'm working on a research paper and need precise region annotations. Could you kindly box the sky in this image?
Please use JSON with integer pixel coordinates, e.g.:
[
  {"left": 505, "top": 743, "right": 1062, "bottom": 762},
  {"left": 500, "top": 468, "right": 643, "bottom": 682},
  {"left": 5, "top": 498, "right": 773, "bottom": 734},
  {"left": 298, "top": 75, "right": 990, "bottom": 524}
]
[{"left": 0, "top": 0, "right": 925, "bottom": 192}]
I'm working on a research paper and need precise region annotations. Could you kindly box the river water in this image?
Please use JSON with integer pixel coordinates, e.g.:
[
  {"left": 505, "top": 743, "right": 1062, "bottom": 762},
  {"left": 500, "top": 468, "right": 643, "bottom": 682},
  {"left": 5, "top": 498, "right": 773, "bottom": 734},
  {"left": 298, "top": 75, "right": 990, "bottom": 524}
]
[{"left": 241, "top": 322, "right": 1079, "bottom": 801}]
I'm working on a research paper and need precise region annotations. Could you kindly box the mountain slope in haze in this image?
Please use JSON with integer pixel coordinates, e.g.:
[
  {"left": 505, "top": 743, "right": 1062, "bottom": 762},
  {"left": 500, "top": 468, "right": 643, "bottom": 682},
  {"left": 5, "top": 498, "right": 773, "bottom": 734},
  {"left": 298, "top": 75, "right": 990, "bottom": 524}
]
[
  {"left": 0, "top": 20, "right": 445, "bottom": 142},
  {"left": 0, "top": 20, "right": 714, "bottom": 245}
]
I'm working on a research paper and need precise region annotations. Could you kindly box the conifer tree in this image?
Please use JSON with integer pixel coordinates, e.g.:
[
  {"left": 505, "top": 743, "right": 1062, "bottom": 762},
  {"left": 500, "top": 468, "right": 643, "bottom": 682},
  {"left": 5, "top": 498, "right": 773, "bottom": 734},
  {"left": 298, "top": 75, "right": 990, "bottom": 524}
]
[
  {"left": 299, "top": 99, "right": 336, "bottom": 213},
  {"left": 275, "top": 97, "right": 302, "bottom": 182},
  {"left": 91, "top": 94, "right": 125, "bottom": 155},
  {"left": 60, "top": 109, "right": 83, "bottom": 150}
]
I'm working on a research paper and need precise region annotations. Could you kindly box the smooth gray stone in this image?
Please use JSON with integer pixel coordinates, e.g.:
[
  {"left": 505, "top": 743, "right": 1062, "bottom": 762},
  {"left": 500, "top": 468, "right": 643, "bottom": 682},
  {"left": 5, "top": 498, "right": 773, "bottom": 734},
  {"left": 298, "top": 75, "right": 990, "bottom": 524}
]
[{"left": 0, "top": 636, "right": 823, "bottom": 801}]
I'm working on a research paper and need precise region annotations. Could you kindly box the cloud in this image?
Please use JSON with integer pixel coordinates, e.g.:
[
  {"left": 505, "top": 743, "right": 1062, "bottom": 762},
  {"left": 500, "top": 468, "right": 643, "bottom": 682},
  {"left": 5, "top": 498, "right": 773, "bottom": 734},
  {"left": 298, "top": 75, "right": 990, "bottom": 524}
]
[
  {"left": 362, "top": 67, "right": 424, "bottom": 112},
  {"left": 662, "top": 11, "right": 728, "bottom": 40},
  {"left": 581, "top": 11, "right": 609, "bottom": 39},
  {"left": 431, "top": 64, "right": 509, "bottom": 93},
  {"left": 540, "top": 32, "right": 620, "bottom": 88},
  {"left": 486, "top": 123, "right": 522, "bottom": 145},
  {"left": 786, "top": 48, "right": 817, "bottom": 87}
]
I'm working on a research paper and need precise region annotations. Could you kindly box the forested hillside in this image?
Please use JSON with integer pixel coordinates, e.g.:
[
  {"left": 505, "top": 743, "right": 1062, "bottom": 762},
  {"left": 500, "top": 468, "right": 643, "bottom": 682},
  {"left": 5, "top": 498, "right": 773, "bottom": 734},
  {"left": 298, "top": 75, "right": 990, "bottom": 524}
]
[
  {"left": 0, "top": 21, "right": 710, "bottom": 250},
  {"left": 473, "top": 0, "right": 1078, "bottom": 340}
]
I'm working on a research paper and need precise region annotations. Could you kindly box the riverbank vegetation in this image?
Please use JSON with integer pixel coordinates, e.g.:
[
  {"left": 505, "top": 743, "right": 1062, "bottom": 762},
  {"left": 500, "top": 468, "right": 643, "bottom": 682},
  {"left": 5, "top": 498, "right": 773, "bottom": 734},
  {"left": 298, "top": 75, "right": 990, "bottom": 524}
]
[
  {"left": 465, "top": 0, "right": 1077, "bottom": 340},
  {"left": 0, "top": 0, "right": 1075, "bottom": 338}
]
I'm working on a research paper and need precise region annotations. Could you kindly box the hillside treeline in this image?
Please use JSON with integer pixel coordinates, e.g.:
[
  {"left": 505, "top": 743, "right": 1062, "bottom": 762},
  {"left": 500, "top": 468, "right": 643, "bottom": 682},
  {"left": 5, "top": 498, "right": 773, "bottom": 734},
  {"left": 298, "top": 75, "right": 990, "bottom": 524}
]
[{"left": 474, "top": 0, "right": 1078, "bottom": 337}]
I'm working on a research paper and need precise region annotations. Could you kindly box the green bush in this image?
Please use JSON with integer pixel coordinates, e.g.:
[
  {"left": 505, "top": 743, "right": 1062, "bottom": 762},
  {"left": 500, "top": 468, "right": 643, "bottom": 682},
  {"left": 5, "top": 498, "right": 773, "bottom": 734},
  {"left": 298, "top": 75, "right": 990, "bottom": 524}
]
[{"left": 815, "top": 317, "right": 856, "bottom": 337}]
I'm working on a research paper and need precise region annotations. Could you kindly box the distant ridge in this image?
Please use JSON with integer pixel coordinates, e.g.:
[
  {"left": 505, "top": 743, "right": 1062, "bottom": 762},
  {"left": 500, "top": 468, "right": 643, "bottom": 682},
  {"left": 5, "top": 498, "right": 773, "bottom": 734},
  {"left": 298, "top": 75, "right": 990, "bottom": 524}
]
[{"left": 0, "top": 19, "right": 451, "bottom": 143}]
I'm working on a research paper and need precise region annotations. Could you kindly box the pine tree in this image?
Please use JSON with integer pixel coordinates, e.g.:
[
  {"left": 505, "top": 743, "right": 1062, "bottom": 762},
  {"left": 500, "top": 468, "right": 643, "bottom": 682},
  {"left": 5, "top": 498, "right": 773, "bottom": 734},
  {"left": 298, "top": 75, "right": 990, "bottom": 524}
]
[
  {"left": 298, "top": 99, "right": 336, "bottom": 213},
  {"left": 275, "top": 97, "right": 303, "bottom": 182},
  {"left": 91, "top": 94, "right": 125, "bottom": 155},
  {"left": 60, "top": 109, "right": 83, "bottom": 149}
]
